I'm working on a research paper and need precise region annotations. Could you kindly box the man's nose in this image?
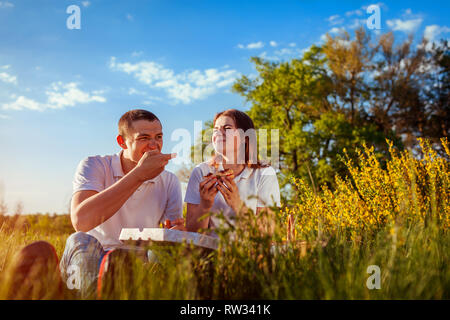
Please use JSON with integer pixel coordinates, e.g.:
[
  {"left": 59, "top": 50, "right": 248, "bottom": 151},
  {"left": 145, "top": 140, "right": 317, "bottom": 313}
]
[{"left": 147, "top": 140, "right": 158, "bottom": 149}]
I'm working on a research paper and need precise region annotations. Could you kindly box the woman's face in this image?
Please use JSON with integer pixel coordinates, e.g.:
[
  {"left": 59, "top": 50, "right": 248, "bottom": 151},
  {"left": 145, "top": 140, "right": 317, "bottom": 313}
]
[{"left": 212, "top": 115, "right": 244, "bottom": 162}]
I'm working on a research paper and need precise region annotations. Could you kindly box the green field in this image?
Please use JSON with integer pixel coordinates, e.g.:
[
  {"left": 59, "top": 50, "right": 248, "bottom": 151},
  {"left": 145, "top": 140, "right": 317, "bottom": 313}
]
[
  {"left": 0, "top": 141, "right": 449, "bottom": 300},
  {"left": 0, "top": 211, "right": 448, "bottom": 300}
]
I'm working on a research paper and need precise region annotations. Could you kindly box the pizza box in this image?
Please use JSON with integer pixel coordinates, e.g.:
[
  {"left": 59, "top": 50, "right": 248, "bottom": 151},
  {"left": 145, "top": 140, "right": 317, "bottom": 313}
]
[{"left": 119, "top": 228, "right": 219, "bottom": 250}]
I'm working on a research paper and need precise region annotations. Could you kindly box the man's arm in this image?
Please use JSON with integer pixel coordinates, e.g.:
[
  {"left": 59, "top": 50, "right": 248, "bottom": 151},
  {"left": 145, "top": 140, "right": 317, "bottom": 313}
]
[
  {"left": 71, "top": 167, "right": 143, "bottom": 232},
  {"left": 71, "top": 151, "right": 175, "bottom": 232},
  {"left": 159, "top": 174, "right": 185, "bottom": 230}
]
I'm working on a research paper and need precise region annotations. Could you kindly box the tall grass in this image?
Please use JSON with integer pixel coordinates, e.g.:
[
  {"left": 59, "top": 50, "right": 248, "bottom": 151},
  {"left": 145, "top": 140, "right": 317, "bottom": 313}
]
[{"left": 0, "top": 139, "right": 448, "bottom": 299}]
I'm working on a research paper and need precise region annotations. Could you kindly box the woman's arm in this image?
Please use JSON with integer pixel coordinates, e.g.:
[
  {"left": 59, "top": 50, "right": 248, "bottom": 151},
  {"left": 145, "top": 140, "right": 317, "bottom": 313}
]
[{"left": 186, "top": 203, "right": 211, "bottom": 232}]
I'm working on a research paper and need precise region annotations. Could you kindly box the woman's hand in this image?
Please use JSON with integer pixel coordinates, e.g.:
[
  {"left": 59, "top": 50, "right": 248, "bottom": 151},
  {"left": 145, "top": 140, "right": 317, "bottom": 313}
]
[
  {"left": 199, "top": 174, "right": 219, "bottom": 210},
  {"left": 216, "top": 174, "right": 244, "bottom": 214}
]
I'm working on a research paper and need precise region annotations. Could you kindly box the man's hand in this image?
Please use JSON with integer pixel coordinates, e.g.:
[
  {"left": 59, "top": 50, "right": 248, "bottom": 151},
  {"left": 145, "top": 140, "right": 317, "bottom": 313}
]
[
  {"left": 164, "top": 218, "right": 187, "bottom": 231},
  {"left": 134, "top": 151, "right": 176, "bottom": 182}
]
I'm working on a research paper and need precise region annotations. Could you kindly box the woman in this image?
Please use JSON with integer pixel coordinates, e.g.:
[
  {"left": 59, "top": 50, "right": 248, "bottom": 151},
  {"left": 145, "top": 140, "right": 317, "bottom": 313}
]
[{"left": 185, "top": 109, "right": 281, "bottom": 235}]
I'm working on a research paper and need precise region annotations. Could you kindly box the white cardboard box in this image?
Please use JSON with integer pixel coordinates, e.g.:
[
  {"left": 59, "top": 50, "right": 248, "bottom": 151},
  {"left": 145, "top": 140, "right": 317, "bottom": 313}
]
[{"left": 119, "top": 228, "right": 219, "bottom": 250}]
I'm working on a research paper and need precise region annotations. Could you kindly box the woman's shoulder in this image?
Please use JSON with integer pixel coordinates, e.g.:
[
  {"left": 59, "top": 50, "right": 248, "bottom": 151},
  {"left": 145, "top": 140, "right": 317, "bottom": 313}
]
[
  {"left": 253, "top": 165, "right": 277, "bottom": 177},
  {"left": 191, "top": 162, "right": 215, "bottom": 178}
]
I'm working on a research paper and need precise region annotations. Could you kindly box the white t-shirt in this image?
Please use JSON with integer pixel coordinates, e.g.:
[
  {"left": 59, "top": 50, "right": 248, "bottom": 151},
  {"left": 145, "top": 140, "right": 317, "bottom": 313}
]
[
  {"left": 72, "top": 150, "right": 183, "bottom": 251},
  {"left": 184, "top": 162, "right": 281, "bottom": 233}
]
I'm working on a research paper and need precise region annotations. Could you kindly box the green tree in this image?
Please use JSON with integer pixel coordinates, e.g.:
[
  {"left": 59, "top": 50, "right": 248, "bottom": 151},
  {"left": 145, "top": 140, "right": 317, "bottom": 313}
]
[
  {"left": 369, "top": 32, "right": 428, "bottom": 150},
  {"left": 193, "top": 28, "right": 447, "bottom": 200},
  {"left": 232, "top": 39, "right": 396, "bottom": 193},
  {"left": 233, "top": 46, "right": 332, "bottom": 191},
  {"left": 423, "top": 40, "right": 450, "bottom": 157}
]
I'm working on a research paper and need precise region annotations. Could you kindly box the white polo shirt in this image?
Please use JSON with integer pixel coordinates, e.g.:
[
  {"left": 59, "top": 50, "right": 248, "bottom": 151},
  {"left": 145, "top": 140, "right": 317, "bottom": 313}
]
[
  {"left": 72, "top": 150, "right": 183, "bottom": 251},
  {"left": 184, "top": 162, "right": 281, "bottom": 234}
]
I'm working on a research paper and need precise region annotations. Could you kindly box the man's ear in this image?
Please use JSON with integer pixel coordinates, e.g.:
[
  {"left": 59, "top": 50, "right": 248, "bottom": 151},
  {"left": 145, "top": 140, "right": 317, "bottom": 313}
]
[{"left": 117, "top": 135, "right": 127, "bottom": 149}]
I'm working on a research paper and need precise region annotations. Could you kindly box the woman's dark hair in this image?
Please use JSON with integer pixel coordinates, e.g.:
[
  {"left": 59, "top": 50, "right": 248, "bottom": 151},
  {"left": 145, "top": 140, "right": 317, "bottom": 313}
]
[{"left": 212, "top": 109, "right": 268, "bottom": 169}]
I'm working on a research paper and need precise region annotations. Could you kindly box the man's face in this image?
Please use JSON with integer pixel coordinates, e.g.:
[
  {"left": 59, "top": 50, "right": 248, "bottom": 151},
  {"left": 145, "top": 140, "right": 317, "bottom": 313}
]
[{"left": 118, "top": 120, "right": 163, "bottom": 163}]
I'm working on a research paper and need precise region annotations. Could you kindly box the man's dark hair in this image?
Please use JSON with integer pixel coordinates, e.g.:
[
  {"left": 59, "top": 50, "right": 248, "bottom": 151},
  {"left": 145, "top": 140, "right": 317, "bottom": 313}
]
[{"left": 118, "top": 109, "right": 160, "bottom": 138}]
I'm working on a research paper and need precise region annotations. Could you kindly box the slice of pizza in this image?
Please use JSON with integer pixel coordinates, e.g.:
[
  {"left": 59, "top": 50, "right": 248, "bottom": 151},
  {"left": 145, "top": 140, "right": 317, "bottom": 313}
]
[
  {"left": 215, "top": 168, "right": 233, "bottom": 179},
  {"left": 204, "top": 169, "right": 234, "bottom": 180}
]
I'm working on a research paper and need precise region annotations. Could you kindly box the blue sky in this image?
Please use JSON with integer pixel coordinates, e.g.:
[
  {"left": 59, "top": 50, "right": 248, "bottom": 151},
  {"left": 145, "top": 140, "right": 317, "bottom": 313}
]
[{"left": 0, "top": 0, "right": 449, "bottom": 214}]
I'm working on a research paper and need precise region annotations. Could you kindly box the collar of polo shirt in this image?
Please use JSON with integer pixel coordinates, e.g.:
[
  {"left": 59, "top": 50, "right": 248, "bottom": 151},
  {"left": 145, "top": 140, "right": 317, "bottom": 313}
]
[
  {"left": 112, "top": 150, "right": 160, "bottom": 185},
  {"left": 234, "top": 165, "right": 252, "bottom": 182}
]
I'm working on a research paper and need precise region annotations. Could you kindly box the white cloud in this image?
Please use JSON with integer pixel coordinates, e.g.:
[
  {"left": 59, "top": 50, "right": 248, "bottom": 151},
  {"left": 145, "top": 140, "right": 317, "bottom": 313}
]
[
  {"left": 3, "top": 96, "right": 43, "bottom": 111},
  {"left": 424, "top": 25, "right": 450, "bottom": 42},
  {"left": 0, "top": 113, "right": 11, "bottom": 119},
  {"left": 346, "top": 9, "right": 363, "bottom": 17},
  {"left": 128, "top": 87, "right": 146, "bottom": 95},
  {"left": 320, "top": 27, "right": 347, "bottom": 43},
  {"left": 91, "top": 88, "right": 107, "bottom": 96},
  {"left": 401, "top": 8, "right": 424, "bottom": 21},
  {"left": 131, "top": 51, "right": 143, "bottom": 57},
  {"left": 237, "top": 41, "right": 264, "bottom": 50},
  {"left": 327, "top": 14, "right": 344, "bottom": 26},
  {"left": 259, "top": 51, "right": 280, "bottom": 61},
  {"left": 386, "top": 18, "right": 423, "bottom": 32},
  {"left": 328, "top": 14, "right": 340, "bottom": 22},
  {"left": 329, "top": 27, "right": 346, "bottom": 35},
  {"left": 2, "top": 82, "right": 106, "bottom": 111},
  {"left": 348, "top": 18, "right": 367, "bottom": 29},
  {"left": 423, "top": 25, "right": 450, "bottom": 50},
  {"left": 81, "top": 1, "right": 90, "bottom": 7},
  {"left": 362, "top": 2, "right": 387, "bottom": 11},
  {"left": 0, "top": 1, "right": 13, "bottom": 8},
  {"left": 109, "top": 57, "right": 239, "bottom": 104},
  {"left": 320, "top": 29, "right": 351, "bottom": 47},
  {"left": 275, "top": 48, "right": 295, "bottom": 56},
  {"left": 247, "top": 41, "right": 264, "bottom": 49},
  {"left": 142, "top": 95, "right": 164, "bottom": 105},
  {"left": 288, "top": 42, "right": 296, "bottom": 47},
  {"left": 0, "top": 71, "right": 17, "bottom": 85},
  {"left": 269, "top": 41, "right": 278, "bottom": 47},
  {"left": 260, "top": 45, "right": 306, "bottom": 61},
  {"left": 46, "top": 82, "right": 106, "bottom": 108}
]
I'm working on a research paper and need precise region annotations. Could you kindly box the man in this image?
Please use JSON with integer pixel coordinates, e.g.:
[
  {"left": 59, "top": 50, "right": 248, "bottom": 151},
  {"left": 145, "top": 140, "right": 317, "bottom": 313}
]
[{"left": 59, "top": 109, "right": 184, "bottom": 299}]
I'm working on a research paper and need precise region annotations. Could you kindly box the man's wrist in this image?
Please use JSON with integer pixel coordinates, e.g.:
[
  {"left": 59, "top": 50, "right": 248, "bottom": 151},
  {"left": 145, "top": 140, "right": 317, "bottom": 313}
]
[{"left": 128, "top": 166, "right": 146, "bottom": 184}]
